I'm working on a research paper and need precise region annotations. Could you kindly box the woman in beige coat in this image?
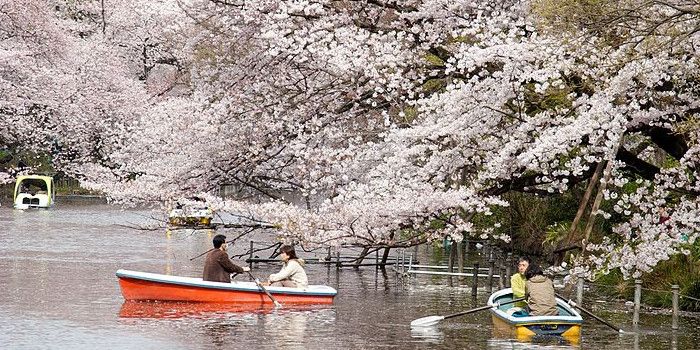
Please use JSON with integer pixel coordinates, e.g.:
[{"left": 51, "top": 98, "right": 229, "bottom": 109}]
[
  {"left": 524, "top": 264, "right": 558, "bottom": 316},
  {"left": 263, "top": 245, "right": 308, "bottom": 288}
]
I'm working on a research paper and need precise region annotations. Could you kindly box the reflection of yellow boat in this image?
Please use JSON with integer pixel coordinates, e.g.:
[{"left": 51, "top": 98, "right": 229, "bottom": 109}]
[
  {"left": 489, "top": 288, "right": 582, "bottom": 344},
  {"left": 13, "top": 175, "right": 55, "bottom": 209}
]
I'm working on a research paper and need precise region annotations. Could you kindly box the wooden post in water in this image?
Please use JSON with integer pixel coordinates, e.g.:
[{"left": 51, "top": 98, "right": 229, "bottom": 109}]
[
  {"left": 447, "top": 243, "right": 455, "bottom": 273},
  {"left": 394, "top": 250, "right": 399, "bottom": 273},
  {"left": 487, "top": 257, "right": 495, "bottom": 294},
  {"left": 487, "top": 240, "right": 493, "bottom": 261},
  {"left": 672, "top": 284, "right": 679, "bottom": 330},
  {"left": 505, "top": 253, "right": 512, "bottom": 287},
  {"left": 471, "top": 263, "right": 479, "bottom": 298},
  {"left": 336, "top": 251, "right": 341, "bottom": 269},
  {"left": 375, "top": 249, "right": 379, "bottom": 271},
  {"left": 249, "top": 240, "right": 254, "bottom": 269},
  {"left": 499, "top": 264, "right": 505, "bottom": 289},
  {"left": 402, "top": 249, "right": 406, "bottom": 273},
  {"left": 457, "top": 240, "right": 464, "bottom": 274},
  {"left": 633, "top": 279, "right": 642, "bottom": 326},
  {"left": 577, "top": 277, "right": 584, "bottom": 306}
]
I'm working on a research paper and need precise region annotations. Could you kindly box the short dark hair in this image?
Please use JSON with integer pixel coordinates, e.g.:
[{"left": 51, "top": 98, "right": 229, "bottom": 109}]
[
  {"left": 280, "top": 245, "right": 298, "bottom": 260},
  {"left": 213, "top": 234, "right": 226, "bottom": 248},
  {"left": 525, "top": 264, "right": 544, "bottom": 279},
  {"left": 518, "top": 256, "right": 530, "bottom": 264}
]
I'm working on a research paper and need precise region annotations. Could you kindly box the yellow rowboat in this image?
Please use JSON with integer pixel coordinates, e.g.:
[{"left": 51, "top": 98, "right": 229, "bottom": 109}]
[{"left": 488, "top": 288, "right": 583, "bottom": 344}]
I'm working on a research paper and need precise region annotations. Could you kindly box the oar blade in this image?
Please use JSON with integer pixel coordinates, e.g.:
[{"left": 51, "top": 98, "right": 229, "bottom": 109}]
[{"left": 410, "top": 315, "right": 445, "bottom": 327}]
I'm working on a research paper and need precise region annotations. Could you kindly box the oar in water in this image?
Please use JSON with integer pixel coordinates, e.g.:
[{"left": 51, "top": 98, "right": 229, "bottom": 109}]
[
  {"left": 411, "top": 297, "right": 526, "bottom": 327},
  {"left": 248, "top": 271, "right": 283, "bottom": 308},
  {"left": 556, "top": 294, "right": 625, "bottom": 333}
]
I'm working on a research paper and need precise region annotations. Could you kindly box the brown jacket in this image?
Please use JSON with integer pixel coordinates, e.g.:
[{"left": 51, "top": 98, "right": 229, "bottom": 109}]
[
  {"left": 526, "top": 275, "right": 558, "bottom": 316},
  {"left": 202, "top": 249, "right": 245, "bottom": 283}
]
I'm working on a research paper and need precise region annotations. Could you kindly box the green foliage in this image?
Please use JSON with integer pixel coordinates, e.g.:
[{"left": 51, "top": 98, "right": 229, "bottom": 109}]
[
  {"left": 422, "top": 78, "right": 446, "bottom": 94},
  {"left": 0, "top": 149, "right": 10, "bottom": 163},
  {"left": 400, "top": 106, "right": 418, "bottom": 124},
  {"left": 447, "top": 35, "right": 476, "bottom": 45},
  {"left": 53, "top": 178, "right": 96, "bottom": 195},
  {"left": 520, "top": 82, "right": 574, "bottom": 115},
  {"left": 424, "top": 53, "right": 445, "bottom": 66},
  {"left": 194, "top": 46, "right": 217, "bottom": 62},
  {"left": 675, "top": 113, "right": 700, "bottom": 147},
  {"left": 531, "top": 0, "right": 628, "bottom": 41},
  {"left": 544, "top": 221, "right": 571, "bottom": 246},
  {"left": 428, "top": 216, "right": 448, "bottom": 230}
]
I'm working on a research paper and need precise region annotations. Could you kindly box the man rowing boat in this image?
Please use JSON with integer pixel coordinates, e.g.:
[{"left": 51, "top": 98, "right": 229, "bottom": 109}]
[{"left": 203, "top": 234, "right": 250, "bottom": 283}]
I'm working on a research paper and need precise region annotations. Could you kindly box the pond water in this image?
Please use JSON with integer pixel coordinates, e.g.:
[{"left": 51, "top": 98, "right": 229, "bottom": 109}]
[{"left": 0, "top": 204, "right": 698, "bottom": 349}]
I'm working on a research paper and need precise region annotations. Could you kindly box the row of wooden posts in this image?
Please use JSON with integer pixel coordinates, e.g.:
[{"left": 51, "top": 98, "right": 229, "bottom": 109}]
[
  {"left": 244, "top": 241, "right": 411, "bottom": 268},
  {"left": 395, "top": 244, "right": 690, "bottom": 330},
  {"left": 396, "top": 244, "right": 513, "bottom": 300},
  {"left": 243, "top": 240, "right": 691, "bottom": 330}
]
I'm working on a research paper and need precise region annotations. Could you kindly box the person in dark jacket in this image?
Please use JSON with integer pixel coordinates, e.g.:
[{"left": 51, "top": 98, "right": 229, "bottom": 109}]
[
  {"left": 524, "top": 264, "right": 558, "bottom": 316},
  {"left": 203, "top": 234, "right": 249, "bottom": 283}
]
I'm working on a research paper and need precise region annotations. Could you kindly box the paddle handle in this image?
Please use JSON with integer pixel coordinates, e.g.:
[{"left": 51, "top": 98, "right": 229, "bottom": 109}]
[
  {"left": 556, "top": 294, "right": 623, "bottom": 333},
  {"left": 443, "top": 297, "right": 526, "bottom": 320},
  {"left": 248, "top": 271, "right": 282, "bottom": 308}
]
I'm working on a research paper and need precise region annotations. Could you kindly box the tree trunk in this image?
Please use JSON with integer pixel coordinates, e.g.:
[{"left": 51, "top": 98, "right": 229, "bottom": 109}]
[{"left": 582, "top": 138, "right": 623, "bottom": 254}]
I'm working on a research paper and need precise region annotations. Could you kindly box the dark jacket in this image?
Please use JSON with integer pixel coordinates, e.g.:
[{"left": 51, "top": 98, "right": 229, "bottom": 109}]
[
  {"left": 526, "top": 275, "right": 558, "bottom": 316},
  {"left": 202, "top": 249, "right": 245, "bottom": 283}
]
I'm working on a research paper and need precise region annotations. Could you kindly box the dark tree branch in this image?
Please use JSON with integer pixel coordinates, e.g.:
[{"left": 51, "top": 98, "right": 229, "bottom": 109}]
[
  {"left": 642, "top": 125, "right": 689, "bottom": 159},
  {"left": 617, "top": 147, "right": 660, "bottom": 180}
]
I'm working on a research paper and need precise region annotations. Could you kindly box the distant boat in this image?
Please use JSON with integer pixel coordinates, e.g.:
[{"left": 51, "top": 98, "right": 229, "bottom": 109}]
[
  {"left": 14, "top": 175, "right": 55, "bottom": 209},
  {"left": 488, "top": 288, "right": 582, "bottom": 344},
  {"left": 116, "top": 269, "right": 337, "bottom": 305},
  {"left": 168, "top": 197, "right": 213, "bottom": 227}
]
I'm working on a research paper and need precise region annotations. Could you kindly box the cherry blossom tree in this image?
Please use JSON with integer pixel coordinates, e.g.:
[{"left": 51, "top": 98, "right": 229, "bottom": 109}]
[{"left": 4, "top": 0, "right": 700, "bottom": 278}]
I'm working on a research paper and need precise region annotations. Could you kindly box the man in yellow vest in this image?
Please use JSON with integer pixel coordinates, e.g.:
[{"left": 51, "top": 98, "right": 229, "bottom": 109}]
[{"left": 510, "top": 256, "right": 530, "bottom": 309}]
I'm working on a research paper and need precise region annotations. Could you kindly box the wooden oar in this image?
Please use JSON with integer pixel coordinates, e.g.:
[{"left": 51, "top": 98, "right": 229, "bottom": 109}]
[
  {"left": 411, "top": 297, "right": 526, "bottom": 327},
  {"left": 190, "top": 247, "right": 215, "bottom": 261},
  {"left": 248, "top": 271, "right": 282, "bottom": 308},
  {"left": 556, "top": 294, "right": 625, "bottom": 333},
  {"left": 189, "top": 239, "right": 237, "bottom": 261}
]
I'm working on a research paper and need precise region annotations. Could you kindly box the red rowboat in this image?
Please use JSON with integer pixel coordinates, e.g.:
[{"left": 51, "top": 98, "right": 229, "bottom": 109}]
[{"left": 116, "top": 269, "right": 337, "bottom": 305}]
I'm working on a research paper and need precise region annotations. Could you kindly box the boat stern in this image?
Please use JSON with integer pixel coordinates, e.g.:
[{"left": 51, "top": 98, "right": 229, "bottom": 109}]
[{"left": 14, "top": 193, "right": 51, "bottom": 208}]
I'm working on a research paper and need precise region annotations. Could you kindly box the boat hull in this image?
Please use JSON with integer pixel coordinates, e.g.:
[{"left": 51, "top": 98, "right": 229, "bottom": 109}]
[
  {"left": 117, "top": 269, "right": 336, "bottom": 305},
  {"left": 491, "top": 314, "right": 581, "bottom": 343},
  {"left": 489, "top": 288, "right": 582, "bottom": 344}
]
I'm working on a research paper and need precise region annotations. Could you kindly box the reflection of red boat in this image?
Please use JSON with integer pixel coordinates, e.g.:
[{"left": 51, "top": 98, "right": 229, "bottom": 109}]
[
  {"left": 116, "top": 269, "right": 337, "bottom": 305},
  {"left": 119, "top": 301, "right": 274, "bottom": 318}
]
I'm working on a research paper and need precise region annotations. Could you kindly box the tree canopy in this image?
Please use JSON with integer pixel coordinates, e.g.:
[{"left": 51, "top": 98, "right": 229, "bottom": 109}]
[{"left": 2, "top": 0, "right": 699, "bottom": 278}]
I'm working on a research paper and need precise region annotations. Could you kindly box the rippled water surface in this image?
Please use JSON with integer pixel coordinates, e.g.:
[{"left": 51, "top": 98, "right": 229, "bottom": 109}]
[{"left": 1, "top": 204, "right": 698, "bottom": 349}]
